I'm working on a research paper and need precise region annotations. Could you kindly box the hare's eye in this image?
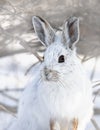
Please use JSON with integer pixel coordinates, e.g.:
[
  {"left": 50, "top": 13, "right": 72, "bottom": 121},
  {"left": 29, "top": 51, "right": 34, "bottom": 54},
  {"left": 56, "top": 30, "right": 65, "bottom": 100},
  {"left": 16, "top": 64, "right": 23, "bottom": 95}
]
[{"left": 58, "top": 55, "right": 65, "bottom": 63}]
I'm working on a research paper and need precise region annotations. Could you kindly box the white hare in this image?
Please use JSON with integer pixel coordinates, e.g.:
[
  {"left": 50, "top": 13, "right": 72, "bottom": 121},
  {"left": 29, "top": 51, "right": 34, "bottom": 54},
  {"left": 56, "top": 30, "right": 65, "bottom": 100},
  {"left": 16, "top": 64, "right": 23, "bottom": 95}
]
[{"left": 6, "top": 16, "right": 93, "bottom": 130}]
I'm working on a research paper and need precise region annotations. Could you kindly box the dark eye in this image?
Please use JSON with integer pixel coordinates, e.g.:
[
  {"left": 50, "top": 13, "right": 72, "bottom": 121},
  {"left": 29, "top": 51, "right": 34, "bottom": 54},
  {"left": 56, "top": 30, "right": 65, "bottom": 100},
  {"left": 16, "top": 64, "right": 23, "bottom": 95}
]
[{"left": 58, "top": 55, "right": 65, "bottom": 63}]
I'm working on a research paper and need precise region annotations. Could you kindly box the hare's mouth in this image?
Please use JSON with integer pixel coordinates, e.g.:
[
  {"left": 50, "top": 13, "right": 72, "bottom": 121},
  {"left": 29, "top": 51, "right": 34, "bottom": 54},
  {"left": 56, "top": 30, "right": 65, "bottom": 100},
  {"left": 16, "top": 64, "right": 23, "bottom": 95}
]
[{"left": 42, "top": 68, "right": 59, "bottom": 82}]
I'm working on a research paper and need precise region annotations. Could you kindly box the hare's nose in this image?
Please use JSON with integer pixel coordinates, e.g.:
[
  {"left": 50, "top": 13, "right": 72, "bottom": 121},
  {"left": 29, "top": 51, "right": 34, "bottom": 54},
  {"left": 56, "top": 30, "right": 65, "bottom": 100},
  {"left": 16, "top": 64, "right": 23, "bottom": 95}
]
[
  {"left": 43, "top": 67, "right": 52, "bottom": 80},
  {"left": 43, "top": 67, "right": 59, "bottom": 81},
  {"left": 44, "top": 67, "right": 51, "bottom": 76},
  {"left": 44, "top": 70, "right": 49, "bottom": 77}
]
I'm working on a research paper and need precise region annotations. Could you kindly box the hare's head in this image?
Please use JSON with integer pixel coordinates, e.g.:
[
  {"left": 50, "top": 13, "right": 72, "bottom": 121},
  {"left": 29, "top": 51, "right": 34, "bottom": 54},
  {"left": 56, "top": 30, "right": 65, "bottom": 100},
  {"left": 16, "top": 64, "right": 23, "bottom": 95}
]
[{"left": 32, "top": 16, "right": 80, "bottom": 82}]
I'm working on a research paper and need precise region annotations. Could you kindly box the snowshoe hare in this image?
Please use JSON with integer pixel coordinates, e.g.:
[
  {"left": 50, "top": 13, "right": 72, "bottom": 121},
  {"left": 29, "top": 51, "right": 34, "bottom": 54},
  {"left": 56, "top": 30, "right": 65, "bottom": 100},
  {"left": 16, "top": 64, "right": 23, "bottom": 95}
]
[{"left": 6, "top": 16, "right": 93, "bottom": 130}]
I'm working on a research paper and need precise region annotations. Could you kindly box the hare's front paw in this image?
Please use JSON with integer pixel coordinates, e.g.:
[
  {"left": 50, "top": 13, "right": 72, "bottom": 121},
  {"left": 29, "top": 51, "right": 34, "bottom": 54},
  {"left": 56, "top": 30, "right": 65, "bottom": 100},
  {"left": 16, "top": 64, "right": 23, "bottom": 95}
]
[
  {"left": 72, "top": 119, "right": 78, "bottom": 130},
  {"left": 50, "top": 118, "right": 78, "bottom": 130},
  {"left": 50, "top": 120, "right": 60, "bottom": 130}
]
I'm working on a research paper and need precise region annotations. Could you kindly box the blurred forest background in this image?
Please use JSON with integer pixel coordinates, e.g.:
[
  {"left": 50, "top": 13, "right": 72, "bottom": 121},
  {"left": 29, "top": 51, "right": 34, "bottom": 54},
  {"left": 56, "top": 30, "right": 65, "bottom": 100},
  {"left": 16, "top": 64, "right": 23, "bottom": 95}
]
[{"left": 0, "top": 0, "right": 100, "bottom": 130}]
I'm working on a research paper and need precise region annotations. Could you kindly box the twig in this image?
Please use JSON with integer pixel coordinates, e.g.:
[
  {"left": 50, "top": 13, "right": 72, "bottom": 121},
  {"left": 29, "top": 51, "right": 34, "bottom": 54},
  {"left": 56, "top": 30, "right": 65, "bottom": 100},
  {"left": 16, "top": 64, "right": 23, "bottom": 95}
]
[
  {"left": 0, "top": 91, "right": 18, "bottom": 102},
  {"left": 0, "top": 88, "right": 24, "bottom": 92},
  {"left": 25, "top": 61, "right": 39, "bottom": 75},
  {"left": 81, "top": 54, "right": 95, "bottom": 63},
  {"left": 0, "top": 26, "right": 42, "bottom": 61},
  {"left": 0, "top": 103, "right": 17, "bottom": 117},
  {"left": 93, "top": 82, "right": 100, "bottom": 88},
  {"left": 91, "top": 118, "right": 100, "bottom": 130},
  {"left": 93, "top": 90, "right": 100, "bottom": 103},
  {"left": 90, "top": 57, "right": 97, "bottom": 81},
  {"left": 0, "top": 2, "right": 29, "bottom": 23},
  {"left": 92, "top": 80, "right": 100, "bottom": 103},
  {"left": 94, "top": 108, "right": 100, "bottom": 115},
  {"left": 81, "top": 55, "right": 87, "bottom": 63},
  {"left": 0, "top": 49, "right": 27, "bottom": 58}
]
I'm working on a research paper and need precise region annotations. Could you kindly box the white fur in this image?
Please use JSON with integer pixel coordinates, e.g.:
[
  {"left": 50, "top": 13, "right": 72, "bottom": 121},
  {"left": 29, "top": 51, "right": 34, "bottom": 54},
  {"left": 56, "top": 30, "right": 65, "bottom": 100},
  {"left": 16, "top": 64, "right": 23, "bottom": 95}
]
[{"left": 6, "top": 17, "right": 93, "bottom": 130}]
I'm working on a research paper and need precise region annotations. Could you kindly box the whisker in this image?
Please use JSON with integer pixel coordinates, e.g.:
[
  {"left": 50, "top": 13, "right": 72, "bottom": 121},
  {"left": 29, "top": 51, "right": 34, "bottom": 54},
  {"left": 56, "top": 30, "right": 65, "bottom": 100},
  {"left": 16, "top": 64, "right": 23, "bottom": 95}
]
[
  {"left": 58, "top": 78, "right": 71, "bottom": 89},
  {"left": 57, "top": 79, "right": 65, "bottom": 89}
]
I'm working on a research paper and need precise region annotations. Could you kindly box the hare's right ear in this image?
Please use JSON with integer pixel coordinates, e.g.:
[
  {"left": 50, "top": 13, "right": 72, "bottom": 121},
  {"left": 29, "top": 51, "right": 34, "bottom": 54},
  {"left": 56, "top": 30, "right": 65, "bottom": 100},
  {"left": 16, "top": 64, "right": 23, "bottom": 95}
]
[
  {"left": 62, "top": 17, "right": 80, "bottom": 49},
  {"left": 32, "top": 16, "right": 55, "bottom": 47}
]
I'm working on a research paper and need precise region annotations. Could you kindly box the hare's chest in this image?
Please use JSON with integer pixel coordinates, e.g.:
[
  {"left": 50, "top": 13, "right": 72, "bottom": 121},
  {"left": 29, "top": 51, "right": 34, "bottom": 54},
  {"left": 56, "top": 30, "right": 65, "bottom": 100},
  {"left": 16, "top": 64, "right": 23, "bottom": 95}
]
[{"left": 38, "top": 85, "right": 83, "bottom": 120}]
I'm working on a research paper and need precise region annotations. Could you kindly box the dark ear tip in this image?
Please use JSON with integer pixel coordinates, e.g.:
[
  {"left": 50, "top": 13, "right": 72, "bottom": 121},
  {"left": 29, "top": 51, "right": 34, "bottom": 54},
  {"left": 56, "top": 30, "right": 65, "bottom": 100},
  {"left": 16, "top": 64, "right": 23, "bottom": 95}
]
[
  {"left": 32, "top": 16, "right": 40, "bottom": 22},
  {"left": 68, "top": 17, "right": 79, "bottom": 24},
  {"left": 32, "top": 16, "right": 46, "bottom": 24},
  {"left": 32, "top": 16, "right": 38, "bottom": 25}
]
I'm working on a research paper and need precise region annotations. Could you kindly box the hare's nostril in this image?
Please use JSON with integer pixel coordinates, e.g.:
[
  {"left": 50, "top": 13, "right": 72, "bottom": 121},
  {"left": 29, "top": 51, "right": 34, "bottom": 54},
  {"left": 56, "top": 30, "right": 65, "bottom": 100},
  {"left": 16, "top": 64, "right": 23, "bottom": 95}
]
[
  {"left": 43, "top": 68, "right": 52, "bottom": 80},
  {"left": 45, "top": 71, "right": 49, "bottom": 77},
  {"left": 44, "top": 68, "right": 51, "bottom": 76}
]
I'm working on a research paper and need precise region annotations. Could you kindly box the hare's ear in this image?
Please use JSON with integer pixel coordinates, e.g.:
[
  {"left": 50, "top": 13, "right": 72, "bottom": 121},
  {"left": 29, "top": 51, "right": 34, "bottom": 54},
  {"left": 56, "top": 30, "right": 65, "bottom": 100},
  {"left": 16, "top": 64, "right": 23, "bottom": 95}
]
[
  {"left": 62, "top": 17, "right": 79, "bottom": 49},
  {"left": 32, "top": 16, "right": 55, "bottom": 47}
]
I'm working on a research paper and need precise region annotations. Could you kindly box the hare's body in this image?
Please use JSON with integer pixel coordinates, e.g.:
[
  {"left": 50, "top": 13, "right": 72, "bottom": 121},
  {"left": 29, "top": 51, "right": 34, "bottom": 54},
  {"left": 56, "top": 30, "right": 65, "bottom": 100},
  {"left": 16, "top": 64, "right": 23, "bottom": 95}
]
[{"left": 6, "top": 16, "right": 93, "bottom": 130}]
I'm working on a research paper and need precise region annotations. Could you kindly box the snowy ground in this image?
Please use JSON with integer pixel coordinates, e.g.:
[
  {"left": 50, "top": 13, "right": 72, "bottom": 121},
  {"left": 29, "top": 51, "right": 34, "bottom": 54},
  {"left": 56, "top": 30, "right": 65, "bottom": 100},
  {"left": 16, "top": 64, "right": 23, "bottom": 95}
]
[{"left": 0, "top": 53, "right": 100, "bottom": 130}]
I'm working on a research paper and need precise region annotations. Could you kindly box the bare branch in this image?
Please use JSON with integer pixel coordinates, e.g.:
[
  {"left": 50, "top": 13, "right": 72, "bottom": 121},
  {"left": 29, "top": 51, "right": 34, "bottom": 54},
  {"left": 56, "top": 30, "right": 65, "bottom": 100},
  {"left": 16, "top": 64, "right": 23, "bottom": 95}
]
[
  {"left": 0, "top": 91, "right": 18, "bottom": 102},
  {"left": 0, "top": 26, "right": 42, "bottom": 61},
  {"left": 0, "top": 49, "right": 27, "bottom": 58},
  {"left": 94, "top": 108, "right": 100, "bottom": 115},
  {"left": 81, "top": 55, "right": 87, "bottom": 63},
  {"left": 0, "top": 88, "right": 24, "bottom": 92},
  {"left": 93, "top": 90, "right": 100, "bottom": 103},
  {"left": 81, "top": 56, "right": 94, "bottom": 63},
  {"left": 90, "top": 57, "right": 97, "bottom": 81},
  {"left": 25, "top": 61, "right": 39, "bottom": 75},
  {"left": 91, "top": 118, "right": 100, "bottom": 130},
  {"left": 0, "top": 102, "right": 17, "bottom": 116},
  {"left": 0, "top": 1, "right": 29, "bottom": 23},
  {"left": 92, "top": 82, "right": 100, "bottom": 88}
]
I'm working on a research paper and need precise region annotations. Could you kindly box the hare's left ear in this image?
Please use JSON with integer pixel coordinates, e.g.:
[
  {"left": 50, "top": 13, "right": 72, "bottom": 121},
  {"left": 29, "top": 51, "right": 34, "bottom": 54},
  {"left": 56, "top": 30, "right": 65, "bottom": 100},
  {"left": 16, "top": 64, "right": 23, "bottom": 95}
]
[
  {"left": 62, "top": 17, "right": 80, "bottom": 49},
  {"left": 32, "top": 16, "right": 55, "bottom": 47}
]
